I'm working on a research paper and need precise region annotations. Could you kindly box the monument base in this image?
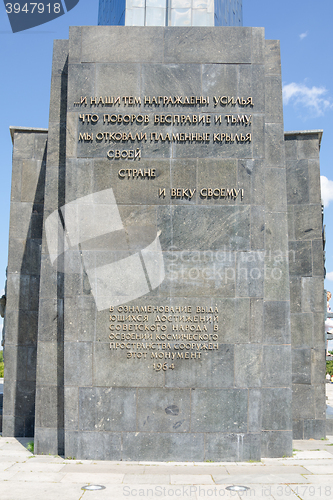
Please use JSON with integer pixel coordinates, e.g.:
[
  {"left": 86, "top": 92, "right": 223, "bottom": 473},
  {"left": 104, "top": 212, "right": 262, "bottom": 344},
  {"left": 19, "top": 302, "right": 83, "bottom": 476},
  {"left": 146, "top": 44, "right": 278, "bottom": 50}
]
[{"left": 3, "top": 27, "right": 325, "bottom": 461}]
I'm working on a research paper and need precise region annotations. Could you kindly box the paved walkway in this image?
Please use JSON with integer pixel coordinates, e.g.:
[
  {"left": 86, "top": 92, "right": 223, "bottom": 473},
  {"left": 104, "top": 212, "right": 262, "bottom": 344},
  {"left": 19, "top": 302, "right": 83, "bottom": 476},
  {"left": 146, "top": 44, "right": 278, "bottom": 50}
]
[
  {"left": 0, "top": 383, "right": 332, "bottom": 499},
  {"left": 1, "top": 437, "right": 333, "bottom": 499}
]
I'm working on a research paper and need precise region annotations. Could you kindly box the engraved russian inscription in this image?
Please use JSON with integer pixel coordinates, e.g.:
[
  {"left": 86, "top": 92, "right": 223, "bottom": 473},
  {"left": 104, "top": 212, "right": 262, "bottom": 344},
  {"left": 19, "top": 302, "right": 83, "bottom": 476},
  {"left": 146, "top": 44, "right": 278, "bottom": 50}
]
[
  {"left": 75, "top": 93, "right": 254, "bottom": 158},
  {"left": 108, "top": 304, "right": 219, "bottom": 369}
]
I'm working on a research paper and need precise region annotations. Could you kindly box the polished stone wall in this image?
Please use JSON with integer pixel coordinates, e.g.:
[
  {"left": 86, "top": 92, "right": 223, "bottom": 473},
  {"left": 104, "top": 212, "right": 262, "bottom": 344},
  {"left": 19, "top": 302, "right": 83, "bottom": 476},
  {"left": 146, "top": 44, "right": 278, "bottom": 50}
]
[
  {"left": 37, "top": 26, "right": 291, "bottom": 460},
  {"left": 285, "top": 131, "right": 326, "bottom": 439},
  {"left": 3, "top": 26, "right": 326, "bottom": 461}
]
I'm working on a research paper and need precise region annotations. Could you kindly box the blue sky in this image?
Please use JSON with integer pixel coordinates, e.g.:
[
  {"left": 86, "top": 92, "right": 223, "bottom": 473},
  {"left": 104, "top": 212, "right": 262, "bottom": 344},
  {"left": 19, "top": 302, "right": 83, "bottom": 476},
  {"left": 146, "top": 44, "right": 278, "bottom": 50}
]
[{"left": 0, "top": 0, "right": 333, "bottom": 342}]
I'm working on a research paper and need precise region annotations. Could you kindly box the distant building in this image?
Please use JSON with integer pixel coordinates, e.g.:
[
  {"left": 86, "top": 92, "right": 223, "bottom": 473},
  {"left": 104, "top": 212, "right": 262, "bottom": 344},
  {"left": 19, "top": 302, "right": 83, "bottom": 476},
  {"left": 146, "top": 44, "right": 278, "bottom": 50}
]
[{"left": 98, "top": 0, "right": 243, "bottom": 27}]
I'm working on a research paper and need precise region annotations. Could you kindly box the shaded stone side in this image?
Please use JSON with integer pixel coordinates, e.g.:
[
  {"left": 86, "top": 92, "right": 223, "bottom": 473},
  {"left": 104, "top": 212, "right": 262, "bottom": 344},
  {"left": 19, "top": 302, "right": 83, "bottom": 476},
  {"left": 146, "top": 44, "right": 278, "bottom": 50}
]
[
  {"left": 285, "top": 131, "right": 326, "bottom": 440},
  {"left": 2, "top": 127, "right": 47, "bottom": 437},
  {"left": 34, "top": 39, "right": 69, "bottom": 456},
  {"left": 259, "top": 40, "right": 292, "bottom": 458}
]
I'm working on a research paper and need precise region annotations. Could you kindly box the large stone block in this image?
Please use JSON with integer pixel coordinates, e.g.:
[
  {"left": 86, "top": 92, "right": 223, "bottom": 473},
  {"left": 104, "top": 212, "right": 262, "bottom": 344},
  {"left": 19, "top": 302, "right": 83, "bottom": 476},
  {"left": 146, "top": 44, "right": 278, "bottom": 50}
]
[
  {"left": 308, "top": 159, "right": 321, "bottom": 204},
  {"left": 164, "top": 27, "right": 253, "bottom": 64},
  {"left": 265, "top": 40, "right": 281, "bottom": 75},
  {"left": 290, "top": 313, "right": 313, "bottom": 348},
  {"left": 261, "top": 430, "right": 292, "bottom": 458},
  {"left": 292, "top": 349, "right": 311, "bottom": 385},
  {"left": 261, "top": 388, "right": 292, "bottom": 431},
  {"left": 79, "top": 387, "right": 136, "bottom": 432},
  {"left": 122, "top": 432, "right": 204, "bottom": 461},
  {"left": 292, "top": 385, "right": 314, "bottom": 420},
  {"left": 264, "top": 75, "right": 283, "bottom": 123},
  {"left": 81, "top": 27, "right": 164, "bottom": 63},
  {"left": 289, "top": 241, "right": 312, "bottom": 277},
  {"left": 286, "top": 160, "right": 309, "bottom": 205},
  {"left": 303, "top": 419, "right": 326, "bottom": 440},
  {"left": 294, "top": 205, "right": 323, "bottom": 241},
  {"left": 206, "top": 432, "right": 261, "bottom": 462},
  {"left": 238, "top": 161, "right": 265, "bottom": 207},
  {"left": 142, "top": 63, "right": 201, "bottom": 103},
  {"left": 263, "top": 301, "right": 291, "bottom": 344},
  {"left": 262, "top": 345, "right": 291, "bottom": 387},
  {"left": 71, "top": 431, "right": 122, "bottom": 461},
  {"left": 234, "top": 345, "right": 262, "bottom": 387},
  {"left": 64, "top": 342, "right": 93, "bottom": 386},
  {"left": 136, "top": 388, "right": 190, "bottom": 432},
  {"left": 296, "top": 134, "right": 320, "bottom": 160},
  {"left": 312, "top": 239, "right": 324, "bottom": 277},
  {"left": 264, "top": 123, "right": 285, "bottom": 168},
  {"left": 191, "top": 389, "right": 248, "bottom": 433},
  {"left": 165, "top": 347, "right": 235, "bottom": 388}
]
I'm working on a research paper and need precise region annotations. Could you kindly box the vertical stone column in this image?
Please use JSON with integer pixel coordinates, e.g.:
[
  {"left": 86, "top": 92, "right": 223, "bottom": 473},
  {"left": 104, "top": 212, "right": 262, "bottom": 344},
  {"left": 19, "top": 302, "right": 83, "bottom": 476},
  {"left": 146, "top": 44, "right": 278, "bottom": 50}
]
[
  {"left": 57, "top": 26, "right": 293, "bottom": 461},
  {"left": 2, "top": 127, "right": 47, "bottom": 437},
  {"left": 34, "top": 40, "right": 68, "bottom": 455},
  {"left": 260, "top": 40, "right": 292, "bottom": 457},
  {"left": 286, "top": 130, "right": 326, "bottom": 439}
]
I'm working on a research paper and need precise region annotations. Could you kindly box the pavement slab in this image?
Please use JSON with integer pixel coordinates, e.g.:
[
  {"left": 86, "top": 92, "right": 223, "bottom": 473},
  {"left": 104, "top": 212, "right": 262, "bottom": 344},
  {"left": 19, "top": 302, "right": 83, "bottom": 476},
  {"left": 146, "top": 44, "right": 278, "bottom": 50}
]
[
  {"left": 1, "top": 436, "right": 333, "bottom": 500},
  {"left": 0, "top": 482, "right": 85, "bottom": 500},
  {"left": 223, "top": 465, "right": 311, "bottom": 475},
  {"left": 302, "top": 464, "right": 333, "bottom": 474},
  {"left": 62, "top": 463, "right": 144, "bottom": 474},
  {"left": 8, "top": 471, "right": 67, "bottom": 482},
  {"left": 123, "top": 473, "right": 169, "bottom": 483},
  {"left": 292, "top": 450, "right": 333, "bottom": 459},
  {"left": 0, "top": 470, "right": 20, "bottom": 481},
  {"left": 170, "top": 474, "right": 215, "bottom": 484},
  {"left": 6, "top": 462, "right": 67, "bottom": 473},
  {"left": 61, "top": 472, "right": 125, "bottom": 483},
  {"left": 213, "top": 474, "right": 311, "bottom": 484},
  {"left": 302, "top": 475, "right": 333, "bottom": 484}
]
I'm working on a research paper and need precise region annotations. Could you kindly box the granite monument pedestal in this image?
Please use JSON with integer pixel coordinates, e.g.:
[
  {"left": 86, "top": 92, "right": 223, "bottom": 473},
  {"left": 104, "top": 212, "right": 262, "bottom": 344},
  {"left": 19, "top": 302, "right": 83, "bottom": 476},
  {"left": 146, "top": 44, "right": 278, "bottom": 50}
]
[{"left": 3, "top": 26, "right": 326, "bottom": 460}]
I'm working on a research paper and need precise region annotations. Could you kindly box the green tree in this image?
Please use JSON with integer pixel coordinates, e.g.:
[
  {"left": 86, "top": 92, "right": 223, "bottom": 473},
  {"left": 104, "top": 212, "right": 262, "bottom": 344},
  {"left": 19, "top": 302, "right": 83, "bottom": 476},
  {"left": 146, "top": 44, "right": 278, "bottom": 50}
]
[
  {"left": 326, "top": 359, "right": 333, "bottom": 377},
  {"left": 0, "top": 350, "right": 3, "bottom": 378}
]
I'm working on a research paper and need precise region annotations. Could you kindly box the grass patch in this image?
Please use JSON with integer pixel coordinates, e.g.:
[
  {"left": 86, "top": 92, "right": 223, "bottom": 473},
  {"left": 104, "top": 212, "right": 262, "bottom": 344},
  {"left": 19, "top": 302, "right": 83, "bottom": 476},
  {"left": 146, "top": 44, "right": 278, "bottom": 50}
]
[{"left": 27, "top": 441, "right": 34, "bottom": 454}]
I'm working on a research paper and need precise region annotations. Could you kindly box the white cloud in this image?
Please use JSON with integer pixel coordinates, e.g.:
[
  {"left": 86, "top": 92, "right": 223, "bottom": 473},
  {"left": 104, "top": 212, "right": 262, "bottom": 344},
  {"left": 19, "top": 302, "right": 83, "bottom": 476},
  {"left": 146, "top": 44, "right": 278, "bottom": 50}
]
[
  {"left": 282, "top": 82, "right": 332, "bottom": 116},
  {"left": 320, "top": 176, "right": 333, "bottom": 207},
  {"left": 326, "top": 272, "right": 333, "bottom": 282},
  {"left": 299, "top": 31, "right": 308, "bottom": 40}
]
